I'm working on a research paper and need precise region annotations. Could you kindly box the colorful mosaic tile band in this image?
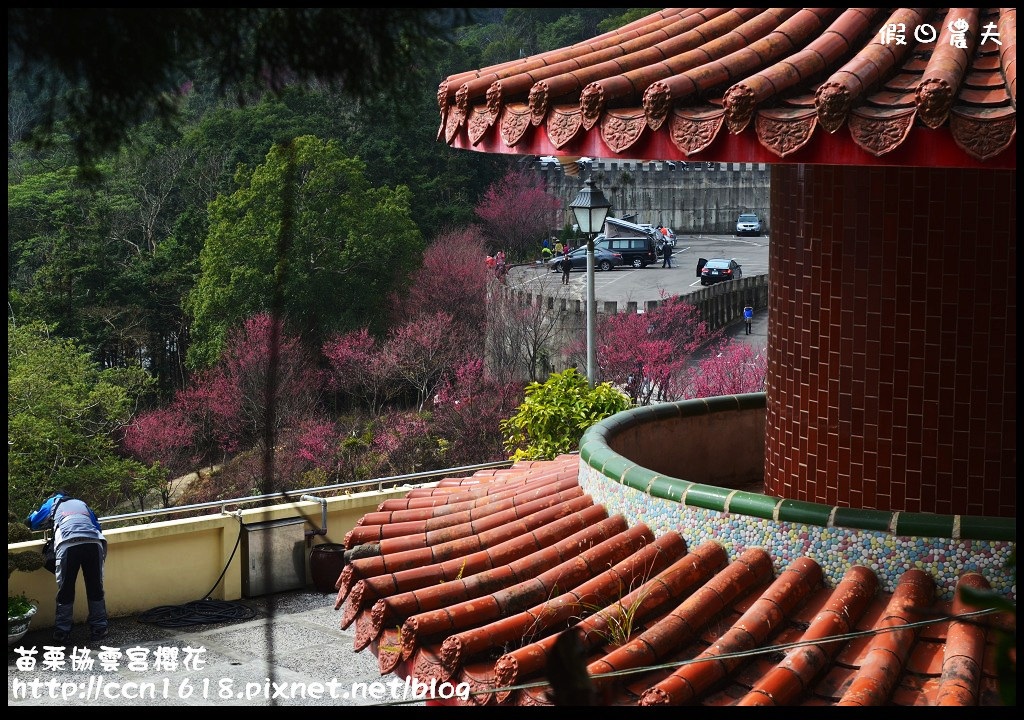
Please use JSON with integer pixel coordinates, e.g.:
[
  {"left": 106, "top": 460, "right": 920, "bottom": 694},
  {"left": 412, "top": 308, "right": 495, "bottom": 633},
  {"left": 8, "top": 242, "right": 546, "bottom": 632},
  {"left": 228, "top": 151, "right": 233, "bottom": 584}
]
[{"left": 579, "top": 462, "right": 1016, "bottom": 601}]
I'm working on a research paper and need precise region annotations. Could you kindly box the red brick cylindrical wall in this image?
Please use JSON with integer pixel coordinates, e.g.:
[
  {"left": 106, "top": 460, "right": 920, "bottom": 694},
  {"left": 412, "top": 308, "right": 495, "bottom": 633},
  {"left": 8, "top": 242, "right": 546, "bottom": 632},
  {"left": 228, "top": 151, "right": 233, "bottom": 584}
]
[{"left": 766, "top": 165, "right": 1016, "bottom": 517}]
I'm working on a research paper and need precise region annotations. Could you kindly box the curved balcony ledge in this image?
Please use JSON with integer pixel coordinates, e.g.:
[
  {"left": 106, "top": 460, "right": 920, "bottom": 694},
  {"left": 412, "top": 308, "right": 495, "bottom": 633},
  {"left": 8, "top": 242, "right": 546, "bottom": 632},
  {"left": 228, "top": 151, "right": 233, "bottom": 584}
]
[{"left": 579, "top": 393, "right": 1015, "bottom": 598}]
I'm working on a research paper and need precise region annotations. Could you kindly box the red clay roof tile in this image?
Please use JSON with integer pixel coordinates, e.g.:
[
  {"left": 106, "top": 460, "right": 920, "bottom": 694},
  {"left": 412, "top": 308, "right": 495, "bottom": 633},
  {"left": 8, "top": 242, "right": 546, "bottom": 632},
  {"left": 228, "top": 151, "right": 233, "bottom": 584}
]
[
  {"left": 837, "top": 569, "right": 935, "bottom": 705},
  {"left": 816, "top": 8, "right": 932, "bottom": 133},
  {"left": 587, "top": 547, "right": 774, "bottom": 695},
  {"left": 723, "top": 8, "right": 863, "bottom": 134},
  {"left": 348, "top": 499, "right": 586, "bottom": 592},
  {"left": 400, "top": 524, "right": 656, "bottom": 662},
  {"left": 917, "top": 8, "right": 979, "bottom": 128},
  {"left": 935, "top": 573, "right": 992, "bottom": 705},
  {"left": 355, "top": 506, "right": 618, "bottom": 640},
  {"left": 997, "top": 8, "right": 1016, "bottom": 107},
  {"left": 813, "top": 664, "right": 856, "bottom": 701},
  {"left": 437, "top": 532, "right": 687, "bottom": 681},
  {"left": 637, "top": 8, "right": 801, "bottom": 134},
  {"left": 341, "top": 458, "right": 1012, "bottom": 706},
  {"left": 492, "top": 538, "right": 726, "bottom": 700},
  {"left": 907, "top": 637, "right": 947, "bottom": 676},
  {"left": 341, "top": 498, "right": 608, "bottom": 616},
  {"left": 736, "top": 566, "right": 878, "bottom": 705},
  {"left": 835, "top": 631, "right": 873, "bottom": 668},
  {"left": 438, "top": 7, "right": 1016, "bottom": 167},
  {"left": 639, "top": 557, "right": 823, "bottom": 705},
  {"left": 892, "top": 673, "right": 939, "bottom": 705}
]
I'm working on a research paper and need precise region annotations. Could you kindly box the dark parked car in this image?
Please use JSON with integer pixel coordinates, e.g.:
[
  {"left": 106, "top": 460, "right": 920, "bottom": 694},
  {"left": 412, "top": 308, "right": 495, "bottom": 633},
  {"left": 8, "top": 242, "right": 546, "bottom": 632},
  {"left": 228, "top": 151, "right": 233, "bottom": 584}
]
[
  {"left": 549, "top": 246, "right": 623, "bottom": 273},
  {"left": 697, "top": 257, "right": 743, "bottom": 285}
]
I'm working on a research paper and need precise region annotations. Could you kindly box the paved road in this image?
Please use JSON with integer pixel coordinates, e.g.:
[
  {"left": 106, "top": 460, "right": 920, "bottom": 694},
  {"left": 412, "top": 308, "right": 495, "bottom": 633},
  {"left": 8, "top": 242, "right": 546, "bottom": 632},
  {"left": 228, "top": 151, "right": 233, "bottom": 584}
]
[
  {"left": 721, "top": 295, "right": 768, "bottom": 345},
  {"left": 507, "top": 233, "right": 769, "bottom": 306}
]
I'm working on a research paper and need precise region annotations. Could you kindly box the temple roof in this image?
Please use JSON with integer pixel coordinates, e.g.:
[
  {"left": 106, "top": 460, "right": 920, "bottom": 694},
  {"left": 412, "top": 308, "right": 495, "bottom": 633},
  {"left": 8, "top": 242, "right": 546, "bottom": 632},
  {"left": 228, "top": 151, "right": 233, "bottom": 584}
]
[
  {"left": 333, "top": 457, "right": 1012, "bottom": 707},
  {"left": 438, "top": 8, "right": 1016, "bottom": 168}
]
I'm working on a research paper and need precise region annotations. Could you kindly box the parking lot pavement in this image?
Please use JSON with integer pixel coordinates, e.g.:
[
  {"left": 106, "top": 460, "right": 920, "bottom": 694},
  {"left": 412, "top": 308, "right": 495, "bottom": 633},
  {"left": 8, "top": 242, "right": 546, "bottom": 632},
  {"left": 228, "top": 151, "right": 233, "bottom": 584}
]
[{"left": 507, "top": 234, "right": 769, "bottom": 305}]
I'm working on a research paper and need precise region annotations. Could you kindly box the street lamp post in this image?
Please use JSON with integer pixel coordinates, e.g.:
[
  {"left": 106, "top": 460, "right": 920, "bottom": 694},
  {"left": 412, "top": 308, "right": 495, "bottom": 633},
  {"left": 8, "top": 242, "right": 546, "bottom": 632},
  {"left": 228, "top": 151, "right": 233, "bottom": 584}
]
[{"left": 569, "top": 178, "right": 612, "bottom": 388}]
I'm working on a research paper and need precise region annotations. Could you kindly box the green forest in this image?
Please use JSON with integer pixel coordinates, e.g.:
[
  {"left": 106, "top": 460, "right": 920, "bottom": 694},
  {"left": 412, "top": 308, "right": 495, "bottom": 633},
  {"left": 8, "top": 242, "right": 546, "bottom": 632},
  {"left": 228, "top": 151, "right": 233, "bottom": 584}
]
[{"left": 8, "top": 9, "right": 764, "bottom": 519}]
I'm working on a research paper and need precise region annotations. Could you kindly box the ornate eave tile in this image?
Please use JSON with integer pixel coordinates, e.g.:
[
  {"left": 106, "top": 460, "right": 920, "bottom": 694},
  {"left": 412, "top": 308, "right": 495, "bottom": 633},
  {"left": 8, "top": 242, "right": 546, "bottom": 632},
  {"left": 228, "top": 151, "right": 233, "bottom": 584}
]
[
  {"left": 756, "top": 107, "right": 818, "bottom": 158},
  {"left": 848, "top": 106, "right": 916, "bottom": 157},
  {"left": 601, "top": 108, "right": 647, "bottom": 154},
  {"left": 546, "top": 104, "right": 583, "bottom": 149},
  {"left": 949, "top": 106, "right": 1017, "bottom": 160},
  {"left": 499, "top": 103, "right": 533, "bottom": 148},
  {"left": 669, "top": 106, "right": 726, "bottom": 156},
  {"left": 580, "top": 82, "right": 605, "bottom": 131},
  {"left": 467, "top": 105, "right": 492, "bottom": 146},
  {"left": 444, "top": 107, "right": 462, "bottom": 144}
]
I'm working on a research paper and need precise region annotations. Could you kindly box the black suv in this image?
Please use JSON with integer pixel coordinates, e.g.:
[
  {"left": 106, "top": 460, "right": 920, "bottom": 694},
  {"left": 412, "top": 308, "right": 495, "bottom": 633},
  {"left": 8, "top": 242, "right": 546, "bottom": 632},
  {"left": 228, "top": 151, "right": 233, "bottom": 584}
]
[{"left": 595, "top": 217, "right": 660, "bottom": 268}]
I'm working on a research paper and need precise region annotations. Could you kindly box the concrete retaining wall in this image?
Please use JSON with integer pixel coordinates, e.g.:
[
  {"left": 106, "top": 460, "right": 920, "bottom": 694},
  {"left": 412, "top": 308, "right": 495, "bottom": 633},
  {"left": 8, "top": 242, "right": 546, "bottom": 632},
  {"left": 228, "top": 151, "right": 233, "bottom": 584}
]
[{"left": 537, "top": 160, "right": 771, "bottom": 235}]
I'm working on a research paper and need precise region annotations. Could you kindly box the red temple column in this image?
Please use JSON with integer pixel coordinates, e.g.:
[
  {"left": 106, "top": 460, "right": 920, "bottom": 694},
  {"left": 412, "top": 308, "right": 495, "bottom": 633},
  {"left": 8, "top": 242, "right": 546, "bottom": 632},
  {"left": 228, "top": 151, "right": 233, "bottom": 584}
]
[{"left": 765, "top": 164, "right": 1016, "bottom": 517}]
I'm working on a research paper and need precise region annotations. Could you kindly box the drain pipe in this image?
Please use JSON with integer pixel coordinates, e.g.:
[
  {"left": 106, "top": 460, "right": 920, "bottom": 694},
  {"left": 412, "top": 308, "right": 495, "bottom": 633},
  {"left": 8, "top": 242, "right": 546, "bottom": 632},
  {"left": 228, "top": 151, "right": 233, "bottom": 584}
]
[{"left": 301, "top": 494, "right": 328, "bottom": 538}]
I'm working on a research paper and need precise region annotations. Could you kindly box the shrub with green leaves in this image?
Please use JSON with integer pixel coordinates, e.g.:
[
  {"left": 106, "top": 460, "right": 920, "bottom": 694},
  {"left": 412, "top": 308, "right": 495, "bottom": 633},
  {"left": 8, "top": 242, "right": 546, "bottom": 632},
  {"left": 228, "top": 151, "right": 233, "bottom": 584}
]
[
  {"left": 8, "top": 593, "right": 35, "bottom": 617},
  {"left": 501, "top": 368, "right": 630, "bottom": 461},
  {"left": 8, "top": 320, "right": 158, "bottom": 516},
  {"left": 8, "top": 511, "right": 43, "bottom": 579}
]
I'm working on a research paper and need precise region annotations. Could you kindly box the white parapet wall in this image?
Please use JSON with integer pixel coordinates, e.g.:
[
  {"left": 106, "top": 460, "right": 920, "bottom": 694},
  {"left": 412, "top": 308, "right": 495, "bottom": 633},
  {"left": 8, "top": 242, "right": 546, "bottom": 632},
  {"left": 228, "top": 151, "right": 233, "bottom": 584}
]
[{"left": 7, "top": 487, "right": 411, "bottom": 628}]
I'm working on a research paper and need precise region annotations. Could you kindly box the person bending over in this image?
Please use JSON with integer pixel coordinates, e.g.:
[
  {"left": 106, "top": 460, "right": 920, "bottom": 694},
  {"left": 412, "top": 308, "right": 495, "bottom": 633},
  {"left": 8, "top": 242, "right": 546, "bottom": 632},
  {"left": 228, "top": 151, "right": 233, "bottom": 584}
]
[{"left": 27, "top": 494, "right": 108, "bottom": 643}]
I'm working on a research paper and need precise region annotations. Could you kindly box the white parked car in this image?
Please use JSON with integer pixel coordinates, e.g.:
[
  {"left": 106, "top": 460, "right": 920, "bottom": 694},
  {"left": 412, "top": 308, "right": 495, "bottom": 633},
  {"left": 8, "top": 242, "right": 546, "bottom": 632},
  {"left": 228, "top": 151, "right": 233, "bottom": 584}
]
[{"left": 736, "top": 213, "right": 762, "bottom": 236}]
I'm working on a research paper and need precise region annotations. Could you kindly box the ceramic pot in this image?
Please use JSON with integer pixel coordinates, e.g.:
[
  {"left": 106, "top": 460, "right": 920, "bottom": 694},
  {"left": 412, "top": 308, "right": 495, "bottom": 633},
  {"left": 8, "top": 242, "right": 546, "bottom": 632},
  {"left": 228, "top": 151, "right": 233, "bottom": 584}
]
[{"left": 8, "top": 604, "right": 37, "bottom": 646}]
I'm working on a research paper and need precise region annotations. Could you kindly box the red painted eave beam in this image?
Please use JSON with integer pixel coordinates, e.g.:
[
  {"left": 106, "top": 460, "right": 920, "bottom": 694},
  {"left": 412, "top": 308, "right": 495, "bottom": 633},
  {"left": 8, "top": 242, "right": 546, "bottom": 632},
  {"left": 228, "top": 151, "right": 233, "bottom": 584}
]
[{"left": 447, "top": 123, "right": 1016, "bottom": 169}]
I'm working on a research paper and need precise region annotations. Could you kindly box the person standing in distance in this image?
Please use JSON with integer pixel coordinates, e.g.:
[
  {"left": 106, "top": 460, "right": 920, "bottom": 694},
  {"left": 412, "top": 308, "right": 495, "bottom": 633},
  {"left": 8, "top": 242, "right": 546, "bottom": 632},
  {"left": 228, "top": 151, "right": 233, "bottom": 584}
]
[
  {"left": 27, "top": 494, "right": 108, "bottom": 643},
  {"left": 744, "top": 305, "right": 754, "bottom": 334}
]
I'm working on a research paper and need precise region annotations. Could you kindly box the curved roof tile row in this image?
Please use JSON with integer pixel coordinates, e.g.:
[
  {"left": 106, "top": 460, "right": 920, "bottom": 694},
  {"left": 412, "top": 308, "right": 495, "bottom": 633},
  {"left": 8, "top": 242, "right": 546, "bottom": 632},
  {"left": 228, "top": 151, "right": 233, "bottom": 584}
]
[
  {"left": 332, "top": 457, "right": 1011, "bottom": 706},
  {"left": 438, "top": 8, "right": 1016, "bottom": 164}
]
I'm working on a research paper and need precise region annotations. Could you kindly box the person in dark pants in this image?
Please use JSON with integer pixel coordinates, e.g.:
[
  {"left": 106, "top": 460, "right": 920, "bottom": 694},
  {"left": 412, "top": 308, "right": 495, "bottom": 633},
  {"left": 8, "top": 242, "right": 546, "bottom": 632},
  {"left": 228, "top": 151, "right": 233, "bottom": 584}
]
[
  {"left": 744, "top": 305, "right": 754, "bottom": 334},
  {"left": 661, "top": 241, "right": 673, "bottom": 268},
  {"left": 561, "top": 247, "right": 571, "bottom": 285},
  {"left": 27, "top": 494, "right": 108, "bottom": 643}
]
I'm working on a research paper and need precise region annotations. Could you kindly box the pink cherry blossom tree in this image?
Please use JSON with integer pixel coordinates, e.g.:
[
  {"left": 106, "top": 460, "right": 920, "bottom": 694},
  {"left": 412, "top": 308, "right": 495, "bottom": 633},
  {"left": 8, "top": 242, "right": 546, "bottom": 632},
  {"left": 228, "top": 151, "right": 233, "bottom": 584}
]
[
  {"left": 216, "top": 313, "right": 322, "bottom": 449},
  {"left": 682, "top": 340, "right": 767, "bottom": 398},
  {"left": 393, "top": 226, "right": 489, "bottom": 335},
  {"left": 322, "top": 328, "right": 400, "bottom": 415},
  {"left": 371, "top": 410, "right": 436, "bottom": 475},
  {"left": 571, "top": 295, "right": 711, "bottom": 405},
  {"left": 387, "top": 311, "right": 469, "bottom": 411},
  {"left": 475, "top": 167, "right": 562, "bottom": 261},
  {"left": 121, "top": 366, "right": 242, "bottom": 482},
  {"left": 432, "top": 358, "right": 524, "bottom": 465},
  {"left": 123, "top": 313, "right": 322, "bottom": 494}
]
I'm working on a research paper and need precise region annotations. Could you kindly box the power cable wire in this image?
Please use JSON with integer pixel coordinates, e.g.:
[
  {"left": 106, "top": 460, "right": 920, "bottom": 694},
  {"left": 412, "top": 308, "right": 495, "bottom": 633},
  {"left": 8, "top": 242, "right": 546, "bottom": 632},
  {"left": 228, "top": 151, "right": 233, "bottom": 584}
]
[
  {"left": 367, "top": 606, "right": 1003, "bottom": 706},
  {"left": 138, "top": 518, "right": 256, "bottom": 628}
]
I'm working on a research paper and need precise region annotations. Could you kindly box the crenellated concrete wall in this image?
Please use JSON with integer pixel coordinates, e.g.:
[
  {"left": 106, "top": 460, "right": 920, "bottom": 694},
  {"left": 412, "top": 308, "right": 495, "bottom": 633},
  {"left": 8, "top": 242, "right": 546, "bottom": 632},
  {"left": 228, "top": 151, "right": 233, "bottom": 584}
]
[{"left": 535, "top": 160, "right": 771, "bottom": 234}]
